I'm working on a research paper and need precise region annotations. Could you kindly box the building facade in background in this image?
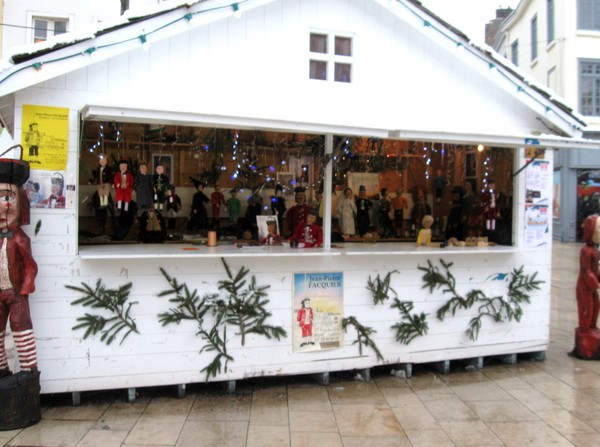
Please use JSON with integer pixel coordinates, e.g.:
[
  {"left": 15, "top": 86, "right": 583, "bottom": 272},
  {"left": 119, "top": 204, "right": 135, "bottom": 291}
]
[{"left": 492, "top": 0, "right": 600, "bottom": 242}]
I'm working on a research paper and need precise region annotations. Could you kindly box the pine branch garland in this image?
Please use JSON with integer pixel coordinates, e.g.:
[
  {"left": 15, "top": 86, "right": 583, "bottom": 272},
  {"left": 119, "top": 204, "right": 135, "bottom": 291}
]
[
  {"left": 67, "top": 280, "right": 139, "bottom": 346},
  {"left": 366, "top": 270, "right": 398, "bottom": 305},
  {"left": 342, "top": 316, "right": 383, "bottom": 361}
]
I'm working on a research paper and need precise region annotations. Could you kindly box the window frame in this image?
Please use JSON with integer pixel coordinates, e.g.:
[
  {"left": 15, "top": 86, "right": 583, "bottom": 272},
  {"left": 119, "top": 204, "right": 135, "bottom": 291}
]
[
  {"left": 578, "top": 0, "right": 600, "bottom": 31},
  {"left": 309, "top": 31, "right": 354, "bottom": 83},
  {"left": 531, "top": 14, "right": 538, "bottom": 62},
  {"left": 579, "top": 58, "right": 600, "bottom": 116},
  {"left": 511, "top": 39, "right": 519, "bottom": 66},
  {"left": 547, "top": 0, "right": 555, "bottom": 43}
]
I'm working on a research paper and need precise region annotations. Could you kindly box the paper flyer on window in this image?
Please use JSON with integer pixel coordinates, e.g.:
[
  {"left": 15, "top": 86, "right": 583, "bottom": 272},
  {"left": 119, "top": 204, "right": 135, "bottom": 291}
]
[
  {"left": 21, "top": 104, "right": 69, "bottom": 171},
  {"left": 524, "top": 158, "right": 550, "bottom": 247},
  {"left": 292, "top": 272, "right": 343, "bottom": 353}
]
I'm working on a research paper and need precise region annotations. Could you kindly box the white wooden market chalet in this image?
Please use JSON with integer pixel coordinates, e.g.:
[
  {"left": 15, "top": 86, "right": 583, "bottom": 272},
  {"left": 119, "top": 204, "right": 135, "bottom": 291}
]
[
  {"left": 0, "top": 0, "right": 595, "bottom": 149},
  {"left": 0, "top": 0, "right": 597, "bottom": 396}
]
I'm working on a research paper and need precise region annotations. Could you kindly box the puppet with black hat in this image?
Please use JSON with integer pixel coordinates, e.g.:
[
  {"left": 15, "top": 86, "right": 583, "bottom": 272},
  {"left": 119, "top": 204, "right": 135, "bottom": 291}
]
[
  {"left": 270, "top": 184, "right": 286, "bottom": 228},
  {"left": 188, "top": 177, "right": 209, "bottom": 232},
  {"left": 0, "top": 145, "right": 41, "bottom": 430},
  {"left": 289, "top": 208, "right": 323, "bottom": 248}
]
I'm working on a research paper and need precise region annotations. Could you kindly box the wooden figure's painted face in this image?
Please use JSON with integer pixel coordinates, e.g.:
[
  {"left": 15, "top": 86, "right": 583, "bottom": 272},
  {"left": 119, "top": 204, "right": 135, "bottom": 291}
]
[
  {"left": 0, "top": 183, "right": 20, "bottom": 232},
  {"left": 99, "top": 156, "right": 107, "bottom": 167},
  {"left": 139, "top": 164, "right": 147, "bottom": 174},
  {"left": 156, "top": 165, "right": 164, "bottom": 175}
]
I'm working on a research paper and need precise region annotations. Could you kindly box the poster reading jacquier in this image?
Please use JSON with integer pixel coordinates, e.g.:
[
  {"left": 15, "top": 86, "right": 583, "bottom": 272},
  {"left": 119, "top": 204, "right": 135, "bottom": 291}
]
[
  {"left": 21, "top": 104, "right": 69, "bottom": 171},
  {"left": 293, "top": 272, "right": 343, "bottom": 352}
]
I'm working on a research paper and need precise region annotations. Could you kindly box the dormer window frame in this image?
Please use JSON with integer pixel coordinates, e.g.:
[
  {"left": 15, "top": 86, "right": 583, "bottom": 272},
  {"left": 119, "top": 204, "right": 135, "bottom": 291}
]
[{"left": 309, "top": 30, "right": 354, "bottom": 83}]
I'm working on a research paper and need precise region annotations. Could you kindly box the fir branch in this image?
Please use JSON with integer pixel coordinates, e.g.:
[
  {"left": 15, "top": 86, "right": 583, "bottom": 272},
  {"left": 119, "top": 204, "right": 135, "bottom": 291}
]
[
  {"left": 390, "top": 298, "right": 429, "bottom": 344},
  {"left": 342, "top": 316, "right": 383, "bottom": 361},
  {"left": 199, "top": 325, "right": 233, "bottom": 381},
  {"left": 67, "top": 280, "right": 139, "bottom": 346},
  {"left": 216, "top": 258, "right": 287, "bottom": 345},
  {"left": 366, "top": 270, "right": 398, "bottom": 305}
]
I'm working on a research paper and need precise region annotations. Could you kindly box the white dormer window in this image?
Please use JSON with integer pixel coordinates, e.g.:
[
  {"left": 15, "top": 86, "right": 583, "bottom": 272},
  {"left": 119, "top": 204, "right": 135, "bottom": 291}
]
[
  {"left": 309, "top": 32, "right": 353, "bottom": 83},
  {"left": 33, "top": 17, "right": 68, "bottom": 43}
]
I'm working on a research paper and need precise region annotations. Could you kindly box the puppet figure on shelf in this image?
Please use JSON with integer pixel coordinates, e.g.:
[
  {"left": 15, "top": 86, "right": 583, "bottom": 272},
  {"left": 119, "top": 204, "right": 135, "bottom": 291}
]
[
  {"left": 481, "top": 180, "right": 499, "bottom": 232},
  {"left": 114, "top": 159, "right": 134, "bottom": 212},
  {"left": 90, "top": 155, "right": 112, "bottom": 208},
  {"left": 355, "top": 185, "right": 372, "bottom": 236},
  {"left": 289, "top": 210, "right": 323, "bottom": 248},
  {"left": 260, "top": 218, "right": 282, "bottom": 246},
  {"left": 152, "top": 164, "right": 169, "bottom": 210},
  {"left": 188, "top": 178, "right": 209, "bottom": 232},
  {"left": 134, "top": 162, "right": 153, "bottom": 212},
  {"left": 226, "top": 188, "right": 241, "bottom": 225},
  {"left": 378, "top": 188, "right": 395, "bottom": 238},
  {"left": 570, "top": 214, "right": 600, "bottom": 360},
  {"left": 165, "top": 186, "right": 182, "bottom": 230},
  {"left": 433, "top": 169, "right": 447, "bottom": 203},
  {"left": 211, "top": 184, "right": 225, "bottom": 230},
  {"left": 285, "top": 186, "right": 310, "bottom": 238},
  {"left": 337, "top": 187, "right": 357, "bottom": 237},
  {"left": 0, "top": 148, "right": 42, "bottom": 430},
  {"left": 271, "top": 184, "right": 286, "bottom": 228},
  {"left": 411, "top": 185, "right": 431, "bottom": 232},
  {"left": 416, "top": 215, "right": 434, "bottom": 247}
]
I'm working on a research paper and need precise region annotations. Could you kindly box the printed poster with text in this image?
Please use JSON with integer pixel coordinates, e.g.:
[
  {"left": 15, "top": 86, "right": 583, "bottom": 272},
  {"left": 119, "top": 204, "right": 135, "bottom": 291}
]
[
  {"left": 293, "top": 272, "right": 343, "bottom": 353},
  {"left": 524, "top": 158, "right": 550, "bottom": 247},
  {"left": 21, "top": 104, "right": 69, "bottom": 171}
]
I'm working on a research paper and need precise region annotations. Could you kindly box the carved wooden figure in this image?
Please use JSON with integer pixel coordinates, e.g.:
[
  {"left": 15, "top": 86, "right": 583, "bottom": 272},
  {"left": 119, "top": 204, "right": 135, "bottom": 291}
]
[{"left": 571, "top": 214, "right": 600, "bottom": 359}]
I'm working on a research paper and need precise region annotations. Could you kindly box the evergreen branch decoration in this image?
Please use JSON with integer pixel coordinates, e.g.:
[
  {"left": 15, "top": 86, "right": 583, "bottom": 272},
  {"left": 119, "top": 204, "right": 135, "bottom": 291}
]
[
  {"left": 420, "top": 259, "right": 544, "bottom": 341},
  {"left": 465, "top": 266, "right": 542, "bottom": 341},
  {"left": 216, "top": 258, "right": 287, "bottom": 346},
  {"left": 67, "top": 280, "right": 139, "bottom": 345},
  {"left": 390, "top": 298, "right": 429, "bottom": 344},
  {"left": 158, "top": 259, "right": 287, "bottom": 380},
  {"left": 366, "top": 270, "right": 398, "bottom": 305},
  {"left": 342, "top": 316, "right": 383, "bottom": 361}
]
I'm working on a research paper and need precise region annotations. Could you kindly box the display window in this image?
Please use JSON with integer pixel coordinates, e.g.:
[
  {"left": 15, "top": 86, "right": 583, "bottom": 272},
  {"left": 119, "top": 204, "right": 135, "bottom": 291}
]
[{"left": 78, "top": 121, "right": 515, "bottom": 248}]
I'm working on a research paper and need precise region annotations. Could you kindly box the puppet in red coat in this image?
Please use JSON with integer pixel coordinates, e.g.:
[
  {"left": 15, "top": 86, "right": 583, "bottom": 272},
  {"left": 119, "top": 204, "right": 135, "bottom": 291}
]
[
  {"left": 285, "top": 186, "right": 310, "bottom": 238},
  {"left": 0, "top": 155, "right": 38, "bottom": 376},
  {"left": 114, "top": 159, "right": 134, "bottom": 212},
  {"left": 289, "top": 211, "right": 323, "bottom": 248},
  {"left": 571, "top": 214, "right": 600, "bottom": 359}
]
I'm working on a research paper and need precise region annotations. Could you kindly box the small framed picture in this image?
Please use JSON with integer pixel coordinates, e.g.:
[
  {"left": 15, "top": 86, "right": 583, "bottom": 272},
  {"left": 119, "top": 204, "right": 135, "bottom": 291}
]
[{"left": 152, "top": 154, "right": 174, "bottom": 184}]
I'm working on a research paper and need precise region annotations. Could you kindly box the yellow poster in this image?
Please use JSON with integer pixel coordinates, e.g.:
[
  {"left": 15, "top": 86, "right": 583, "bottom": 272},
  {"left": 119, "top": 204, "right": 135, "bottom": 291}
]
[{"left": 21, "top": 104, "right": 69, "bottom": 170}]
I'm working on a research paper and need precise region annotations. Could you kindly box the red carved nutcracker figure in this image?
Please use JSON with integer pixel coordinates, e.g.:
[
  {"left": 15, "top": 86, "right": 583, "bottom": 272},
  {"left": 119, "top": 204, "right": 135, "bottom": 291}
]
[
  {"left": 0, "top": 155, "right": 38, "bottom": 377},
  {"left": 571, "top": 214, "right": 600, "bottom": 359},
  {"left": 114, "top": 159, "right": 134, "bottom": 212},
  {"left": 289, "top": 210, "right": 323, "bottom": 248}
]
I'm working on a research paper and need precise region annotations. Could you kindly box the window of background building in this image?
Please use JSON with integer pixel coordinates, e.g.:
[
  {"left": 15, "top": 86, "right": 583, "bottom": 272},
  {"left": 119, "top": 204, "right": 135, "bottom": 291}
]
[
  {"left": 578, "top": 0, "right": 600, "bottom": 31},
  {"left": 547, "top": 0, "right": 555, "bottom": 43},
  {"left": 33, "top": 17, "right": 68, "bottom": 43},
  {"left": 309, "top": 32, "right": 353, "bottom": 83},
  {"left": 511, "top": 40, "right": 519, "bottom": 66},
  {"left": 580, "top": 59, "right": 600, "bottom": 116},
  {"left": 531, "top": 15, "right": 538, "bottom": 61}
]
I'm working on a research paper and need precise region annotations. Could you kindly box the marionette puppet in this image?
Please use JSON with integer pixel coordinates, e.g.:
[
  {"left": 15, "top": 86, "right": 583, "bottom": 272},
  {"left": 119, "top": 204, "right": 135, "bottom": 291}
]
[
  {"left": 337, "top": 187, "right": 357, "bottom": 237},
  {"left": 481, "top": 180, "right": 500, "bottom": 232},
  {"left": 226, "top": 188, "right": 241, "bottom": 225},
  {"left": 134, "top": 162, "right": 153, "bottom": 211},
  {"left": 270, "top": 184, "right": 286, "bottom": 227},
  {"left": 114, "top": 159, "right": 134, "bottom": 212},
  {"left": 188, "top": 177, "right": 209, "bottom": 232},
  {"left": 211, "top": 184, "right": 225, "bottom": 230},
  {"left": 90, "top": 155, "right": 112, "bottom": 208},
  {"left": 152, "top": 164, "right": 169, "bottom": 210},
  {"left": 165, "top": 186, "right": 182, "bottom": 230},
  {"left": 0, "top": 148, "right": 41, "bottom": 429},
  {"left": 391, "top": 188, "right": 407, "bottom": 236},
  {"left": 378, "top": 188, "right": 395, "bottom": 238},
  {"left": 570, "top": 214, "right": 600, "bottom": 359},
  {"left": 289, "top": 210, "right": 323, "bottom": 248},
  {"left": 355, "top": 185, "right": 372, "bottom": 236},
  {"left": 285, "top": 186, "right": 310, "bottom": 238}
]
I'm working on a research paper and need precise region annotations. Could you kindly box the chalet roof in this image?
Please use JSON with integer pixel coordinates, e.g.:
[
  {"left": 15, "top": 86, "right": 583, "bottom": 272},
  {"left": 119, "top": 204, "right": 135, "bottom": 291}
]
[{"left": 0, "top": 0, "right": 589, "bottom": 143}]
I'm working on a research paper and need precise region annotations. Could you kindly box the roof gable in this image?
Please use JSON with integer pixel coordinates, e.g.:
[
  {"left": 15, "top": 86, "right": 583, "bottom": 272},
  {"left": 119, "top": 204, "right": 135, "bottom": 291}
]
[{"left": 0, "top": 0, "right": 586, "bottom": 142}]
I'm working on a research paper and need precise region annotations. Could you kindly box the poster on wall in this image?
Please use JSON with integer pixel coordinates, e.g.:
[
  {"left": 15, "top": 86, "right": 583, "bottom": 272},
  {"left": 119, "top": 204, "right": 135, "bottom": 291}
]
[
  {"left": 292, "top": 272, "right": 343, "bottom": 353},
  {"left": 26, "top": 170, "right": 74, "bottom": 209},
  {"left": 524, "top": 158, "right": 550, "bottom": 247},
  {"left": 21, "top": 104, "right": 69, "bottom": 171}
]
